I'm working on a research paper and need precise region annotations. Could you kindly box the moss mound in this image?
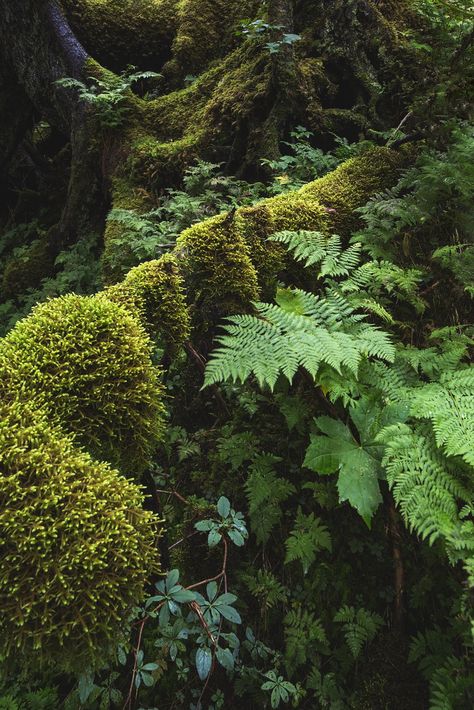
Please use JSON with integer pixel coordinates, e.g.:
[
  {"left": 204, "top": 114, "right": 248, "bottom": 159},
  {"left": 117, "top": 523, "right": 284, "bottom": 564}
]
[
  {"left": 104, "top": 253, "right": 191, "bottom": 348},
  {"left": 0, "top": 293, "right": 165, "bottom": 475},
  {"left": 0, "top": 401, "right": 160, "bottom": 670}
]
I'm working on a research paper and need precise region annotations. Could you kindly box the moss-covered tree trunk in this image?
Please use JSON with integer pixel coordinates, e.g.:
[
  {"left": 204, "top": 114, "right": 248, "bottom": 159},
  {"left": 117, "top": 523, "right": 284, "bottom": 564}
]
[
  {"left": 0, "top": 0, "right": 104, "bottom": 245},
  {"left": 0, "top": 0, "right": 425, "bottom": 293}
]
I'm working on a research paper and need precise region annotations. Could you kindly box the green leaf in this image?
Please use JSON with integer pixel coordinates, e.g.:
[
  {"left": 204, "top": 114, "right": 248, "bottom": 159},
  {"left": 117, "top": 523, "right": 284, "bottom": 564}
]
[
  {"left": 172, "top": 588, "right": 196, "bottom": 603},
  {"left": 218, "top": 604, "right": 242, "bottom": 624},
  {"left": 78, "top": 672, "right": 95, "bottom": 704},
  {"left": 217, "top": 496, "right": 231, "bottom": 518},
  {"left": 207, "top": 581, "right": 218, "bottom": 601},
  {"left": 304, "top": 413, "right": 383, "bottom": 521},
  {"left": 196, "top": 647, "right": 212, "bottom": 680},
  {"left": 228, "top": 528, "right": 245, "bottom": 546},
  {"left": 208, "top": 528, "right": 222, "bottom": 547},
  {"left": 141, "top": 671, "right": 155, "bottom": 687},
  {"left": 195, "top": 519, "right": 213, "bottom": 532},
  {"left": 142, "top": 662, "right": 159, "bottom": 671},
  {"left": 216, "top": 647, "right": 234, "bottom": 671},
  {"left": 166, "top": 569, "right": 180, "bottom": 589},
  {"left": 336, "top": 450, "right": 383, "bottom": 524}
]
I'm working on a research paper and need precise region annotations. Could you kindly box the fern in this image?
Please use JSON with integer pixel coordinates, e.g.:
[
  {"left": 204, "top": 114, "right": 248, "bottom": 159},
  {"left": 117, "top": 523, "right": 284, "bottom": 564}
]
[
  {"left": 284, "top": 509, "right": 332, "bottom": 574},
  {"left": 410, "top": 366, "right": 474, "bottom": 466},
  {"left": 284, "top": 606, "right": 328, "bottom": 672},
  {"left": 244, "top": 569, "right": 288, "bottom": 610},
  {"left": 269, "top": 231, "right": 361, "bottom": 274},
  {"left": 380, "top": 423, "right": 473, "bottom": 553},
  {"left": 244, "top": 455, "right": 295, "bottom": 544},
  {"left": 205, "top": 288, "right": 394, "bottom": 391},
  {"left": 334, "top": 606, "right": 383, "bottom": 658}
]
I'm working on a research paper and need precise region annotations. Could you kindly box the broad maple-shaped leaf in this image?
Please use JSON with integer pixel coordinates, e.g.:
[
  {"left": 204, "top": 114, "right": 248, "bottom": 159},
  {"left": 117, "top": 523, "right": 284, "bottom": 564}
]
[{"left": 303, "top": 399, "right": 407, "bottom": 524}]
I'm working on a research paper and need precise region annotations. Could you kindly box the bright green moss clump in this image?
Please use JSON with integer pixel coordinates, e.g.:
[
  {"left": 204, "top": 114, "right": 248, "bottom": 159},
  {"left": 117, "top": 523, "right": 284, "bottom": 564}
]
[
  {"left": 176, "top": 212, "right": 260, "bottom": 319},
  {"left": 0, "top": 401, "right": 160, "bottom": 670},
  {"left": 0, "top": 294, "right": 165, "bottom": 475},
  {"left": 104, "top": 253, "right": 191, "bottom": 348}
]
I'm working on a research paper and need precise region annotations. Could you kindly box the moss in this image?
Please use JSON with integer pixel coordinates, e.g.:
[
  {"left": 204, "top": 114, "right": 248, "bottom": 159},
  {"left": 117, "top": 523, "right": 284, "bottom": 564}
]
[
  {"left": 126, "top": 42, "right": 271, "bottom": 186},
  {"left": 0, "top": 294, "right": 165, "bottom": 476},
  {"left": 101, "top": 175, "right": 154, "bottom": 283},
  {"left": 300, "top": 146, "right": 407, "bottom": 234},
  {"left": 1, "top": 236, "right": 53, "bottom": 300},
  {"left": 165, "top": 0, "right": 260, "bottom": 80},
  {"left": 172, "top": 148, "right": 406, "bottom": 324},
  {"left": 62, "top": 0, "right": 179, "bottom": 71},
  {"left": 176, "top": 212, "right": 259, "bottom": 321},
  {"left": 104, "top": 253, "right": 191, "bottom": 348},
  {"left": 0, "top": 400, "right": 160, "bottom": 670}
]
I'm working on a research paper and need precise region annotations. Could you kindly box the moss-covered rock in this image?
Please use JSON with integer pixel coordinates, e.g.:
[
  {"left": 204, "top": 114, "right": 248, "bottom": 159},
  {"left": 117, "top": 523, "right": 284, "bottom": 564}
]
[
  {"left": 0, "top": 400, "right": 160, "bottom": 670},
  {"left": 0, "top": 293, "right": 165, "bottom": 475}
]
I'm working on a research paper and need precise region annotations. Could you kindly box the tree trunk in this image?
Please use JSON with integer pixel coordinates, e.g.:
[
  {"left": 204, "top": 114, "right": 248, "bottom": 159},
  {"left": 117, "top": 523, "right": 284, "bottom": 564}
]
[{"left": 0, "top": 0, "right": 103, "bottom": 245}]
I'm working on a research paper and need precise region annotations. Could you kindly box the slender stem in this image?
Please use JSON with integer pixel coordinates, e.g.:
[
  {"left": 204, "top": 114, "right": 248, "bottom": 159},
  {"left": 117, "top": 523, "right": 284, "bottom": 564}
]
[{"left": 388, "top": 500, "right": 405, "bottom": 635}]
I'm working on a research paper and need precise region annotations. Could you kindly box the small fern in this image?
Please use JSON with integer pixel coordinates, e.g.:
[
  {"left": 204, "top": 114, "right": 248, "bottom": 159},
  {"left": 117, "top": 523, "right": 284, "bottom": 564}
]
[
  {"left": 334, "top": 605, "right": 384, "bottom": 658},
  {"left": 244, "top": 454, "right": 295, "bottom": 544},
  {"left": 284, "top": 606, "right": 328, "bottom": 672},
  {"left": 284, "top": 509, "right": 332, "bottom": 574}
]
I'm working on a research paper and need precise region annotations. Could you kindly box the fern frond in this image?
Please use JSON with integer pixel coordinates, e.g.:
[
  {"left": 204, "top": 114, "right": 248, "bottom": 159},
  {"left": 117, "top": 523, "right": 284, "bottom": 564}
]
[
  {"left": 244, "top": 454, "right": 295, "bottom": 544},
  {"left": 410, "top": 366, "right": 474, "bottom": 466},
  {"left": 285, "top": 509, "right": 332, "bottom": 573},
  {"left": 334, "top": 606, "right": 383, "bottom": 658}
]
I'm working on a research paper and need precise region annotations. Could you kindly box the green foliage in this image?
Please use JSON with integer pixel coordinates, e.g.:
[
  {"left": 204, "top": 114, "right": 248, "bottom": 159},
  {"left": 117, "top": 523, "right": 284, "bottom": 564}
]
[
  {"left": 261, "top": 127, "right": 341, "bottom": 191},
  {"left": 0, "top": 231, "right": 101, "bottom": 337},
  {"left": 106, "top": 160, "right": 265, "bottom": 263},
  {"left": 355, "top": 124, "right": 474, "bottom": 267},
  {"left": 204, "top": 232, "right": 395, "bottom": 391},
  {"left": 284, "top": 607, "right": 328, "bottom": 673},
  {"left": 261, "top": 671, "right": 297, "bottom": 708},
  {"left": 334, "top": 606, "right": 384, "bottom": 658},
  {"left": 56, "top": 68, "right": 160, "bottom": 129},
  {"left": 244, "top": 454, "right": 295, "bottom": 544},
  {"left": 238, "top": 18, "right": 301, "bottom": 55},
  {"left": 284, "top": 509, "right": 332, "bottom": 574},
  {"left": 304, "top": 399, "right": 406, "bottom": 523}
]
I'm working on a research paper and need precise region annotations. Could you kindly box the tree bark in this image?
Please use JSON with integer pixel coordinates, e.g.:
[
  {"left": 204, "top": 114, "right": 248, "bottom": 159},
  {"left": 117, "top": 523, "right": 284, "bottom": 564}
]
[{"left": 0, "top": 0, "right": 103, "bottom": 244}]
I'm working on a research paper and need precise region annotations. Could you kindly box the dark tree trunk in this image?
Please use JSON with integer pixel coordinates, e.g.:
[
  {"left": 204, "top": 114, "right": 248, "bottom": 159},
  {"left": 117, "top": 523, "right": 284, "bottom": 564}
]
[{"left": 0, "top": 0, "right": 103, "bottom": 244}]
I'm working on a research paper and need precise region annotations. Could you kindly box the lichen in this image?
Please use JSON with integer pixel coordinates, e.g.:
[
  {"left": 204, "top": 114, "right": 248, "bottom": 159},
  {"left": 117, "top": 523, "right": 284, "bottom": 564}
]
[
  {"left": 0, "top": 293, "right": 165, "bottom": 475},
  {"left": 0, "top": 400, "right": 160, "bottom": 670}
]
